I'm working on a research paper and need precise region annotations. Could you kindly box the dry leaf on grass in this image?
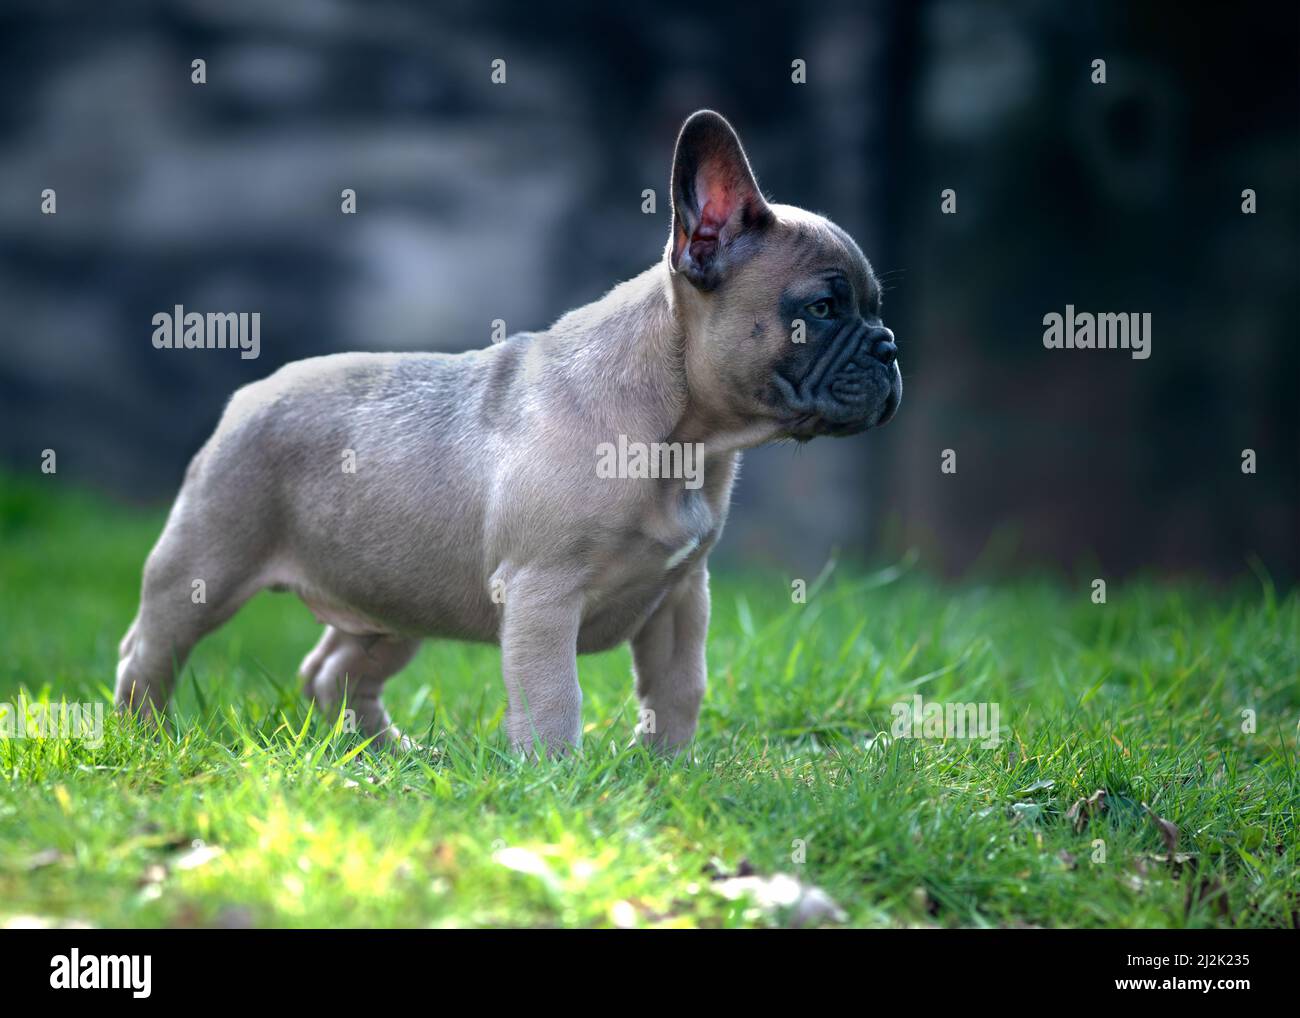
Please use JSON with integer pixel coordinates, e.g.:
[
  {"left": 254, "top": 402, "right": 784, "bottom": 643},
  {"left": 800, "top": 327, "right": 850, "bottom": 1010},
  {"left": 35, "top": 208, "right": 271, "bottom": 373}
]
[{"left": 1065, "top": 789, "right": 1108, "bottom": 832}]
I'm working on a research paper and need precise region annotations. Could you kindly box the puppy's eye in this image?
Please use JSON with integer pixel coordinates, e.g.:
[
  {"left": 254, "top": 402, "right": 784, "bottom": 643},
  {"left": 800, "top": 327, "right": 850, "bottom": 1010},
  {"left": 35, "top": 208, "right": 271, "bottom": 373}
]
[{"left": 805, "top": 300, "right": 832, "bottom": 319}]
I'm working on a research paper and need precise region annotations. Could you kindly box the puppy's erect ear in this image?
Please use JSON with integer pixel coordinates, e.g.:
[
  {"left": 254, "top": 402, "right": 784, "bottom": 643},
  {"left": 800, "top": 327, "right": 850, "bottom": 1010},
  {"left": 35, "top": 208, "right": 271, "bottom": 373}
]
[{"left": 668, "top": 110, "right": 772, "bottom": 292}]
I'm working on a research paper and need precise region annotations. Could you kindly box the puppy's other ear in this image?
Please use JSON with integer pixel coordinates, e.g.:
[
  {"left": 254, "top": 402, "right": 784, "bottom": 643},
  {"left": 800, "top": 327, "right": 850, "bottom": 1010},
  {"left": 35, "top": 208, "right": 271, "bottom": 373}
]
[{"left": 668, "top": 110, "right": 772, "bottom": 291}]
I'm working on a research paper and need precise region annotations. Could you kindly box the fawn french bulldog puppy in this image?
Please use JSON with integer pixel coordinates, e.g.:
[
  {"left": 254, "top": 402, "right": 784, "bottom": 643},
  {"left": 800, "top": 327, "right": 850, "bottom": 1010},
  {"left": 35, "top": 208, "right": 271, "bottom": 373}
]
[{"left": 116, "top": 110, "right": 901, "bottom": 753}]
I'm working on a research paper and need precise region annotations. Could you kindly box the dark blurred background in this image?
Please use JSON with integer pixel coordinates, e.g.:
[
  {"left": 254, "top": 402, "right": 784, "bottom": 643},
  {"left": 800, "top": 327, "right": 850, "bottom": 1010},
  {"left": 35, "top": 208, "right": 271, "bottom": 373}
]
[{"left": 1, "top": 0, "right": 1296, "bottom": 582}]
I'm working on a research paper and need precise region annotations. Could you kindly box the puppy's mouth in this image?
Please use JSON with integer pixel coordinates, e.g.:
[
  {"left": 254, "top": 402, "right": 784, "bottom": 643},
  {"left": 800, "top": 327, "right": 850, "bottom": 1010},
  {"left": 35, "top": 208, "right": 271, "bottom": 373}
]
[
  {"left": 776, "top": 361, "right": 902, "bottom": 445},
  {"left": 785, "top": 390, "right": 898, "bottom": 443}
]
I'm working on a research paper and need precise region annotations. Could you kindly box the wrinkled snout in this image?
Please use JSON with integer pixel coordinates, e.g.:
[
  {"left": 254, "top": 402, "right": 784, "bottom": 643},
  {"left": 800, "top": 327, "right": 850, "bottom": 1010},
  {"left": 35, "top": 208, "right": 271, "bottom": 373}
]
[
  {"left": 773, "top": 318, "right": 904, "bottom": 439},
  {"left": 819, "top": 324, "right": 903, "bottom": 433}
]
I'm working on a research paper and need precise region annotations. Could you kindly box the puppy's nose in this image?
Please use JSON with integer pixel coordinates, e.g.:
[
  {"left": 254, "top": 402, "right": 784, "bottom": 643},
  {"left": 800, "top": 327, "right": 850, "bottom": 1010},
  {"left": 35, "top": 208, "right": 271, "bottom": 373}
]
[{"left": 866, "top": 327, "right": 897, "bottom": 366}]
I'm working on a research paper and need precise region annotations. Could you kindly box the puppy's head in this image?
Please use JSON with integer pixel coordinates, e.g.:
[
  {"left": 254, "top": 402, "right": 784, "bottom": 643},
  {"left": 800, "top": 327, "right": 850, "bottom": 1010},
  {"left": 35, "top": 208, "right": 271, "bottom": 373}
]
[{"left": 666, "top": 110, "right": 901, "bottom": 441}]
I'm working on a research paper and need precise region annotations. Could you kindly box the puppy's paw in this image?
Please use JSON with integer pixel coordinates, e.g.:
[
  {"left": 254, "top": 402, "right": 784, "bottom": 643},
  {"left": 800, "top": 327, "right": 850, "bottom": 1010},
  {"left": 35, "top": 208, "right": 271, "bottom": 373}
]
[{"left": 382, "top": 727, "right": 424, "bottom": 754}]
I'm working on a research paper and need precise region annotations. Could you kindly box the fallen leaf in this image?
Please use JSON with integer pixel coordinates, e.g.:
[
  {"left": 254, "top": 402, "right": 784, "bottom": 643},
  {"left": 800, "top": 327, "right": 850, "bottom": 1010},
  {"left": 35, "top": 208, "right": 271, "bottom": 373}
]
[
  {"left": 3, "top": 915, "right": 94, "bottom": 930},
  {"left": 137, "top": 863, "right": 168, "bottom": 887},
  {"left": 713, "top": 872, "right": 847, "bottom": 927},
  {"left": 1143, "top": 805, "right": 1179, "bottom": 854},
  {"left": 173, "top": 841, "right": 224, "bottom": 871},
  {"left": 1147, "top": 852, "right": 1197, "bottom": 878},
  {"left": 431, "top": 842, "right": 457, "bottom": 868},
  {"left": 911, "top": 886, "right": 940, "bottom": 916},
  {"left": 214, "top": 906, "right": 256, "bottom": 929},
  {"left": 492, "top": 846, "right": 561, "bottom": 895},
  {"left": 1065, "top": 789, "right": 1108, "bottom": 833},
  {"left": 23, "top": 848, "right": 65, "bottom": 871}
]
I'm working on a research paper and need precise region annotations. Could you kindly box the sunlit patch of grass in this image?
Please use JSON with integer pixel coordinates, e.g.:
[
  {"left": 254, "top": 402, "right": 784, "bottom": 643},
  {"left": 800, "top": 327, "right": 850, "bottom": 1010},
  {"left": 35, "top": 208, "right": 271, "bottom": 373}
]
[{"left": 1, "top": 476, "right": 1296, "bottom": 927}]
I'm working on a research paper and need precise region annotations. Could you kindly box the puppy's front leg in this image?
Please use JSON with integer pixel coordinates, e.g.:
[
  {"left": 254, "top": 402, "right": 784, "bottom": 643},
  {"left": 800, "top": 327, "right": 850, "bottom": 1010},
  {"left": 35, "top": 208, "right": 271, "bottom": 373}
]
[
  {"left": 631, "top": 566, "right": 709, "bottom": 752},
  {"left": 500, "top": 571, "right": 584, "bottom": 756}
]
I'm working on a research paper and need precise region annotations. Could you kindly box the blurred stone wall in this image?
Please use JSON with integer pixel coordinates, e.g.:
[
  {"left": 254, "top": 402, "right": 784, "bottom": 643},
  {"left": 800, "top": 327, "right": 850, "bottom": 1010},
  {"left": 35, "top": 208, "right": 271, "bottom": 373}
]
[{"left": 0, "top": 0, "right": 1295, "bottom": 581}]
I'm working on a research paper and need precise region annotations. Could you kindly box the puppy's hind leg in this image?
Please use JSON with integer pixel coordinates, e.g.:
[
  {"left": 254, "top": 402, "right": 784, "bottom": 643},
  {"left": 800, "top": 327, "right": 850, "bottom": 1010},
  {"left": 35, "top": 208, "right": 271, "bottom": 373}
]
[
  {"left": 115, "top": 501, "right": 267, "bottom": 721},
  {"left": 298, "top": 627, "right": 422, "bottom": 749}
]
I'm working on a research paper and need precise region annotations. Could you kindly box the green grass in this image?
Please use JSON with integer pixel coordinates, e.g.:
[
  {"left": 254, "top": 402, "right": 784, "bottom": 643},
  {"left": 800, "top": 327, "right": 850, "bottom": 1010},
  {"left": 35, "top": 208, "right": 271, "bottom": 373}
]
[{"left": 0, "top": 476, "right": 1296, "bottom": 928}]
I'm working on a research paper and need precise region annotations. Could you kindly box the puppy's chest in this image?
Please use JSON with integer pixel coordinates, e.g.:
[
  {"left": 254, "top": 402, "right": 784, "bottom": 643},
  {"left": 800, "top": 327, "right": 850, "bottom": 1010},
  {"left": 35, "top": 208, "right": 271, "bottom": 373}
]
[
  {"left": 576, "top": 511, "right": 714, "bottom": 654},
  {"left": 574, "top": 478, "right": 732, "bottom": 652},
  {"left": 601, "top": 486, "right": 724, "bottom": 592},
  {"left": 668, "top": 487, "right": 727, "bottom": 568}
]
